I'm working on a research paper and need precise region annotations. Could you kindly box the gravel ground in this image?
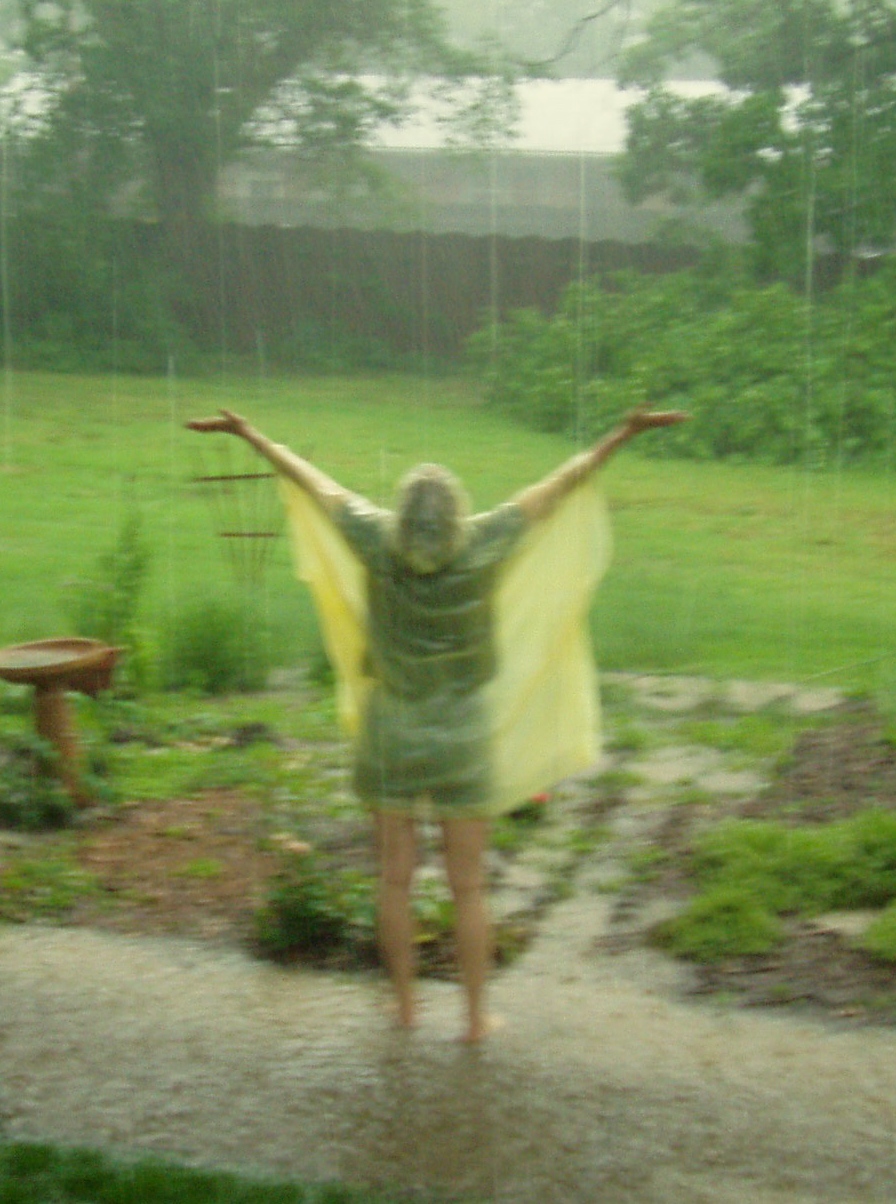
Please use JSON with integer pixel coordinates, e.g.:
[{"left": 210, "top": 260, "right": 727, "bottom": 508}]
[{"left": 3, "top": 886, "right": 896, "bottom": 1203}]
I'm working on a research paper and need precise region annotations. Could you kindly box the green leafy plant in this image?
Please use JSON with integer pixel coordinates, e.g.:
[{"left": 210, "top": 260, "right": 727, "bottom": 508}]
[
  {"left": 0, "top": 735, "right": 73, "bottom": 831},
  {"left": 254, "top": 852, "right": 375, "bottom": 962},
  {"left": 160, "top": 594, "right": 273, "bottom": 695},
  {"left": 413, "top": 874, "right": 455, "bottom": 943},
  {"left": 492, "top": 799, "right": 547, "bottom": 852},
  {"left": 66, "top": 509, "right": 154, "bottom": 693}
]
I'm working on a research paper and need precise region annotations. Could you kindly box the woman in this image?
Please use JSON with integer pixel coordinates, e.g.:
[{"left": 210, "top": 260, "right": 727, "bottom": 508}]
[{"left": 187, "top": 405, "right": 686, "bottom": 1040}]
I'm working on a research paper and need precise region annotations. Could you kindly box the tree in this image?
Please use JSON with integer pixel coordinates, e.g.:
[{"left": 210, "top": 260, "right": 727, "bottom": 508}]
[
  {"left": 616, "top": 0, "right": 896, "bottom": 279},
  {"left": 13, "top": 0, "right": 504, "bottom": 231}
]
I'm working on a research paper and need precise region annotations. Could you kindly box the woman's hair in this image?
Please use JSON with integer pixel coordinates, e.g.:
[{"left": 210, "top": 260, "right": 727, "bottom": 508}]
[{"left": 391, "top": 463, "right": 470, "bottom": 574}]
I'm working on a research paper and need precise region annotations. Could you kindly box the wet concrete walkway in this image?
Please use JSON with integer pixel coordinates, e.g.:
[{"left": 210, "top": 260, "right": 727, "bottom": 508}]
[{"left": 2, "top": 884, "right": 896, "bottom": 1203}]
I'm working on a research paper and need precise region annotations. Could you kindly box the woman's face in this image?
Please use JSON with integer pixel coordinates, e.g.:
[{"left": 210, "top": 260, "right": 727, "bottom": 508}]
[{"left": 394, "top": 464, "right": 469, "bottom": 574}]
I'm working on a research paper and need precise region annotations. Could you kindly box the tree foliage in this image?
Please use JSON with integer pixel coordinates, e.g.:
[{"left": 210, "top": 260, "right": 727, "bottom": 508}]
[
  {"left": 12, "top": 0, "right": 498, "bottom": 228},
  {"left": 617, "top": 0, "right": 896, "bottom": 279}
]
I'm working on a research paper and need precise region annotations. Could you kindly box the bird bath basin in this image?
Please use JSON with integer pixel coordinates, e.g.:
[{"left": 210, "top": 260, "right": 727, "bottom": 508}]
[{"left": 0, "top": 639, "right": 122, "bottom": 806}]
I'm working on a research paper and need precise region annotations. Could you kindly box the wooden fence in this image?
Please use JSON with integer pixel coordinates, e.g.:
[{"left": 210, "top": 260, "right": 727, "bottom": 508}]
[{"left": 5, "top": 220, "right": 700, "bottom": 367}]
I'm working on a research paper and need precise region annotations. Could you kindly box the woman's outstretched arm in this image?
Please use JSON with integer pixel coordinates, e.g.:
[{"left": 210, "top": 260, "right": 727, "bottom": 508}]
[
  {"left": 186, "top": 409, "right": 352, "bottom": 513},
  {"left": 512, "top": 408, "right": 689, "bottom": 522}
]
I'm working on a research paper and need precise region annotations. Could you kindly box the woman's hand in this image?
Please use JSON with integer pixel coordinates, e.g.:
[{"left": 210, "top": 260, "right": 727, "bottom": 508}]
[
  {"left": 623, "top": 407, "right": 690, "bottom": 435},
  {"left": 185, "top": 409, "right": 248, "bottom": 436}
]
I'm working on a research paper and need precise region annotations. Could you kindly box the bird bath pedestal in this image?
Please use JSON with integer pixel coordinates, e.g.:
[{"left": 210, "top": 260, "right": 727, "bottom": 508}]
[{"left": 0, "top": 639, "right": 121, "bottom": 806}]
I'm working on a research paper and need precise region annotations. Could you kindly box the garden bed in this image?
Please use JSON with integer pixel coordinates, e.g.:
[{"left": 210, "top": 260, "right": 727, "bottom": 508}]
[{"left": 3, "top": 676, "right": 896, "bottom": 1023}]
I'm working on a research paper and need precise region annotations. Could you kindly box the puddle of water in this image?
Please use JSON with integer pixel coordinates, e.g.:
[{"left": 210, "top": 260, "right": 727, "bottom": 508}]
[{"left": 2, "top": 925, "right": 896, "bottom": 1201}]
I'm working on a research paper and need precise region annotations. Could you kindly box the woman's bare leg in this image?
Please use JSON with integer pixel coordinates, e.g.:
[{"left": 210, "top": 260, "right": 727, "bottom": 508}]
[
  {"left": 374, "top": 810, "right": 418, "bottom": 1029},
  {"left": 441, "top": 817, "right": 495, "bottom": 1042}
]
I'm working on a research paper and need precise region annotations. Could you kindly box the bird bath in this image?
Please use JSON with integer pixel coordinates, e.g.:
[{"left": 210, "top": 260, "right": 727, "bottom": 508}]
[{"left": 0, "top": 639, "right": 121, "bottom": 806}]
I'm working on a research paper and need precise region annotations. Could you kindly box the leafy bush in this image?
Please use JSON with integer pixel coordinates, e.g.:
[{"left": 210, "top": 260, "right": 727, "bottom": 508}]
[
  {"left": 159, "top": 594, "right": 273, "bottom": 695},
  {"left": 492, "top": 799, "right": 547, "bottom": 852},
  {"left": 472, "top": 264, "right": 896, "bottom": 466},
  {"left": 254, "top": 853, "right": 375, "bottom": 962},
  {"left": 0, "top": 735, "right": 73, "bottom": 831},
  {"left": 255, "top": 848, "right": 463, "bottom": 966}
]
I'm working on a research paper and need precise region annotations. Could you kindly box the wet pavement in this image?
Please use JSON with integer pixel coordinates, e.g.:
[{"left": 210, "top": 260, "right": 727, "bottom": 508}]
[{"left": 2, "top": 883, "right": 896, "bottom": 1202}]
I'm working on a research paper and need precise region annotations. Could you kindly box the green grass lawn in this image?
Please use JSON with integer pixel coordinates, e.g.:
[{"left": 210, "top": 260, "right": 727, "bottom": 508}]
[
  {"left": 595, "top": 454, "right": 896, "bottom": 694},
  {"left": 2, "top": 369, "right": 894, "bottom": 698},
  {"left": 0, "top": 1140, "right": 413, "bottom": 1203}
]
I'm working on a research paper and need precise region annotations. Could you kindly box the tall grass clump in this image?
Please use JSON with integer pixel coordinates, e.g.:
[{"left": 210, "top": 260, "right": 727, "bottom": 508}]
[
  {"left": 0, "top": 735, "right": 73, "bottom": 831},
  {"left": 655, "top": 809, "right": 896, "bottom": 962},
  {"left": 65, "top": 510, "right": 154, "bottom": 692},
  {"left": 159, "top": 593, "right": 274, "bottom": 694}
]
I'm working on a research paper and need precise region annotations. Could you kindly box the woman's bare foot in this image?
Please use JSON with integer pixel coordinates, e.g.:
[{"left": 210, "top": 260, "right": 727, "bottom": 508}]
[
  {"left": 396, "top": 1008, "right": 417, "bottom": 1032},
  {"left": 460, "top": 1014, "right": 504, "bottom": 1043},
  {"left": 382, "top": 994, "right": 417, "bottom": 1032}
]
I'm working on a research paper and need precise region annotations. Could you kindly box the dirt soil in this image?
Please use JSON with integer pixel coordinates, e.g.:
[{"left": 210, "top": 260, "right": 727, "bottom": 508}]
[
  {"left": 70, "top": 790, "right": 282, "bottom": 944},
  {"left": 608, "top": 702, "right": 896, "bottom": 1019}
]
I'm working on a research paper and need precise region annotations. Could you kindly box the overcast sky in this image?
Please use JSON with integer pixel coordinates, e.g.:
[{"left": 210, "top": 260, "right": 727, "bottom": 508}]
[{"left": 437, "top": 0, "right": 666, "bottom": 76}]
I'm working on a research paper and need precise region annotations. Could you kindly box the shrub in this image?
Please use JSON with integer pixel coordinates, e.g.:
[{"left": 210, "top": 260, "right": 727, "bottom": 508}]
[
  {"left": 471, "top": 266, "right": 896, "bottom": 466},
  {"left": 0, "top": 735, "right": 73, "bottom": 831},
  {"left": 254, "top": 853, "right": 374, "bottom": 962},
  {"left": 159, "top": 594, "right": 273, "bottom": 694}
]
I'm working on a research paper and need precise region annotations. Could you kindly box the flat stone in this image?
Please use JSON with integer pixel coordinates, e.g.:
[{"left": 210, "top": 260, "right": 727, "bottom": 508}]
[
  {"left": 725, "top": 680, "right": 795, "bottom": 711},
  {"left": 697, "top": 769, "right": 765, "bottom": 795},
  {"left": 628, "top": 745, "right": 723, "bottom": 787},
  {"left": 500, "top": 861, "right": 549, "bottom": 894},
  {"left": 810, "top": 911, "right": 882, "bottom": 940},
  {"left": 789, "top": 688, "right": 844, "bottom": 715},
  {"left": 624, "top": 675, "right": 718, "bottom": 713},
  {"left": 491, "top": 888, "right": 538, "bottom": 921}
]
